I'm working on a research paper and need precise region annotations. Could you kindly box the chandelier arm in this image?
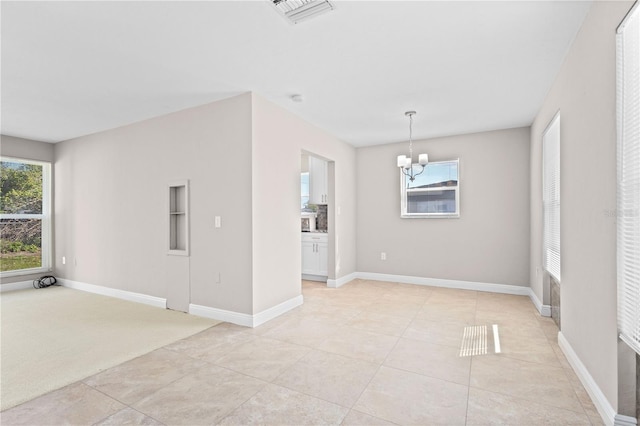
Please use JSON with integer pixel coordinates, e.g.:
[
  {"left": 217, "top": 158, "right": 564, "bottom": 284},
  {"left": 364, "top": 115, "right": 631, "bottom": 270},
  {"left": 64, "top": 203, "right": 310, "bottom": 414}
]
[{"left": 412, "top": 164, "right": 426, "bottom": 179}]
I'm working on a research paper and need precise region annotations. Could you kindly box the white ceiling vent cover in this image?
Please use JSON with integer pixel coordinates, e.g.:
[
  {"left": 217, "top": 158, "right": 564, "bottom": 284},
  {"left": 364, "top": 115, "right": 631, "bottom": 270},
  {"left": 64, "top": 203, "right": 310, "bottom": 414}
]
[{"left": 272, "top": 0, "right": 334, "bottom": 24}]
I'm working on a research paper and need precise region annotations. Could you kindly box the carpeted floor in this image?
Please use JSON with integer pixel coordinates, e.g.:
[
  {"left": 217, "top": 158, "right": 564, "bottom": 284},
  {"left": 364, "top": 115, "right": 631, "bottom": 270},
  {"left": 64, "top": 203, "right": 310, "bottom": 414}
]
[{"left": 0, "top": 286, "right": 220, "bottom": 411}]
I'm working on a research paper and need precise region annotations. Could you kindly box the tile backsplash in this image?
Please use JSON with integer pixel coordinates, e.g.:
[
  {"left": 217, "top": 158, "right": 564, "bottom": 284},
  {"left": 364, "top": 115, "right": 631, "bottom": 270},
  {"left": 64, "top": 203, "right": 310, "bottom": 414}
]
[{"left": 316, "top": 205, "right": 328, "bottom": 231}]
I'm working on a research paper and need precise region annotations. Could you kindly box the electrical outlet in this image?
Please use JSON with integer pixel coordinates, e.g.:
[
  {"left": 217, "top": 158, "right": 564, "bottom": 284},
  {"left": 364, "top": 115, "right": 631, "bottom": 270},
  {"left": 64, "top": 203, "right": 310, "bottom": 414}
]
[
  {"left": 215, "top": 216, "right": 221, "bottom": 228},
  {"left": 381, "top": 252, "right": 387, "bottom": 261},
  {"left": 62, "top": 256, "right": 66, "bottom": 265}
]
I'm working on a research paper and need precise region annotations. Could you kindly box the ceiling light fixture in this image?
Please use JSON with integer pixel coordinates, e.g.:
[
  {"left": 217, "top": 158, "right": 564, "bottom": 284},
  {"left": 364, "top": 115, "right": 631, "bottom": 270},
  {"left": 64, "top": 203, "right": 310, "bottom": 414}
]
[
  {"left": 272, "top": 0, "right": 334, "bottom": 24},
  {"left": 397, "top": 111, "right": 428, "bottom": 182}
]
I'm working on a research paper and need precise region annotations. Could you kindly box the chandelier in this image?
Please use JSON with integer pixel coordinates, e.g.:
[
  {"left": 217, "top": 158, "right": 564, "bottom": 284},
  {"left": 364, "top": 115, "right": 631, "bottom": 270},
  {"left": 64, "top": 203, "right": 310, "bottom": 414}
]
[{"left": 396, "top": 111, "right": 428, "bottom": 182}]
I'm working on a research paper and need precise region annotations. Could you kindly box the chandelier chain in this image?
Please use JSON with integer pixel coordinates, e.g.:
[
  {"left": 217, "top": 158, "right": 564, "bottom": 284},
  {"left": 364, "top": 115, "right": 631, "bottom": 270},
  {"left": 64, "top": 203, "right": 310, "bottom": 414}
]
[{"left": 409, "top": 113, "right": 413, "bottom": 164}]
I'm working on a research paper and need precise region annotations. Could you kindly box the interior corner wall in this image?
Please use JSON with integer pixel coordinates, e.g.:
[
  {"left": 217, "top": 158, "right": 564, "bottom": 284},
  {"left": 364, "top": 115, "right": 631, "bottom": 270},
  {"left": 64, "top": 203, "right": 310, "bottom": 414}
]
[
  {"left": 1, "top": 135, "right": 55, "bottom": 285},
  {"left": 529, "top": 0, "right": 635, "bottom": 412},
  {"left": 356, "top": 127, "right": 530, "bottom": 287},
  {"left": 53, "top": 93, "right": 254, "bottom": 314},
  {"left": 250, "top": 93, "right": 357, "bottom": 314}
]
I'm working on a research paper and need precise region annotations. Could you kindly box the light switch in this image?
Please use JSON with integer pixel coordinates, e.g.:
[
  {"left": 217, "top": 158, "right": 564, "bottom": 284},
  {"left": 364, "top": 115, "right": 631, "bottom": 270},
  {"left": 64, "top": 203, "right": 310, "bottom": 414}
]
[{"left": 215, "top": 216, "right": 221, "bottom": 228}]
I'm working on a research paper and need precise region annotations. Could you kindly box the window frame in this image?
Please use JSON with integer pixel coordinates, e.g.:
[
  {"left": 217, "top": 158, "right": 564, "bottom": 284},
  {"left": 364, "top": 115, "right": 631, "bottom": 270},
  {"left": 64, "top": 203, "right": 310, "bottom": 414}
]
[
  {"left": 616, "top": 1, "right": 640, "bottom": 355},
  {"left": 0, "top": 156, "right": 52, "bottom": 278},
  {"left": 400, "top": 159, "right": 460, "bottom": 219}
]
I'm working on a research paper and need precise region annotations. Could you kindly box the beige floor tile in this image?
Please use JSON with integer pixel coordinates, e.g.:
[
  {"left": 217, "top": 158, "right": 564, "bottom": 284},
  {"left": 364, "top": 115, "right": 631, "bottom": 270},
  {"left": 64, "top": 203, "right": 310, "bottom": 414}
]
[
  {"left": 364, "top": 300, "right": 423, "bottom": 318},
  {"left": 93, "top": 407, "right": 164, "bottom": 425},
  {"left": 0, "top": 383, "right": 124, "bottom": 426},
  {"left": 384, "top": 337, "right": 471, "bottom": 385},
  {"left": 475, "top": 293, "right": 536, "bottom": 314},
  {"left": 274, "top": 350, "right": 379, "bottom": 408},
  {"left": 403, "top": 318, "right": 467, "bottom": 348},
  {"left": 346, "top": 311, "right": 412, "bottom": 336},
  {"left": 475, "top": 308, "right": 541, "bottom": 329},
  {"left": 466, "top": 387, "right": 591, "bottom": 425},
  {"left": 353, "top": 366, "right": 468, "bottom": 425},
  {"left": 470, "top": 355, "right": 585, "bottom": 413},
  {"left": 84, "top": 348, "right": 207, "bottom": 405},
  {"left": 263, "top": 316, "right": 338, "bottom": 347},
  {"left": 163, "top": 324, "right": 256, "bottom": 362},
  {"left": 294, "top": 302, "right": 362, "bottom": 324},
  {"left": 218, "top": 384, "right": 348, "bottom": 425},
  {"left": 416, "top": 302, "right": 477, "bottom": 324},
  {"left": 429, "top": 288, "right": 478, "bottom": 303},
  {"left": 317, "top": 326, "right": 399, "bottom": 364},
  {"left": 213, "top": 336, "right": 311, "bottom": 381},
  {"left": 340, "top": 409, "right": 396, "bottom": 425},
  {"left": 490, "top": 328, "right": 562, "bottom": 366},
  {"left": 133, "top": 364, "right": 266, "bottom": 425}
]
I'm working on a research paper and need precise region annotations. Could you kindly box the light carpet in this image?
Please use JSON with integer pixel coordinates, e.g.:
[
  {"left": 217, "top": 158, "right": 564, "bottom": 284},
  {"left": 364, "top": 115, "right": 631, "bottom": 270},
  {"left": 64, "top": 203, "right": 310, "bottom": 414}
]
[{"left": 0, "top": 286, "right": 220, "bottom": 411}]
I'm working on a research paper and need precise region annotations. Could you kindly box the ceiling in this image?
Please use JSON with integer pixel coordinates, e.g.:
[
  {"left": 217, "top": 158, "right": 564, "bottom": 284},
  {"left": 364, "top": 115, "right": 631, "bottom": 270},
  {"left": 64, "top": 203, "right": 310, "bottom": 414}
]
[{"left": 1, "top": 1, "right": 592, "bottom": 147}]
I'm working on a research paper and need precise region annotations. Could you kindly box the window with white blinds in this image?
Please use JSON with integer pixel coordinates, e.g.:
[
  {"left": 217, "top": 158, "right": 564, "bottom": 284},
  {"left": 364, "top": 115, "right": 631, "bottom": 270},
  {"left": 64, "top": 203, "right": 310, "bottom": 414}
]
[
  {"left": 543, "top": 113, "right": 561, "bottom": 282},
  {"left": 617, "top": 1, "right": 640, "bottom": 355}
]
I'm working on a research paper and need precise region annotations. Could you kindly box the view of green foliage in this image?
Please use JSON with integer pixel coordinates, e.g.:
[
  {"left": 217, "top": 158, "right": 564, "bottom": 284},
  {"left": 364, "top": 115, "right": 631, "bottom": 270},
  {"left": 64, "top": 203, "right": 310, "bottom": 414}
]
[
  {"left": 1, "top": 161, "right": 43, "bottom": 214},
  {"left": 1, "top": 161, "right": 43, "bottom": 272}
]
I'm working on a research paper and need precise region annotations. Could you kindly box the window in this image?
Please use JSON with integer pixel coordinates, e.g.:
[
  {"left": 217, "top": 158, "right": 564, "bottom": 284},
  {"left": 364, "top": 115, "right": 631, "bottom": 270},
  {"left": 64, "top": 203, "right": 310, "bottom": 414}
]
[
  {"left": 401, "top": 160, "right": 459, "bottom": 218},
  {"left": 301, "top": 172, "right": 309, "bottom": 209},
  {"left": 617, "top": 2, "right": 640, "bottom": 355},
  {"left": 543, "top": 113, "right": 561, "bottom": 282},
  {"left": 0, "top": 157, "right": 52, "bottom": 276}
]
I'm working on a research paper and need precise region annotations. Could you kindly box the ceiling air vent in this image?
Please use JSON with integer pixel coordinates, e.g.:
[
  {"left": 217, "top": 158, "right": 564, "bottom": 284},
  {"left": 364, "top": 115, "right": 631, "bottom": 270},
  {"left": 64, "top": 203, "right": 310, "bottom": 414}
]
[{"left": 272, "top": 0, "right": 334, "bottom": 24}]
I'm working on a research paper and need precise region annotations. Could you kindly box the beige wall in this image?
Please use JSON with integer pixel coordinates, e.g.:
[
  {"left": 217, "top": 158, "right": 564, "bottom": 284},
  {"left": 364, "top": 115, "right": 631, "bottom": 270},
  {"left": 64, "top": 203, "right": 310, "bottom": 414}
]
[
  {"left": 54, "top": 94, "right": 255, "bottom": 314},
  {"left": 50, "top": 92, "right": 356, "bottom": 317},
  {"left": 356, "top": 127, "right": 530, "bottom": 287},
  {"left": 529, "top": 0, "right": 635, "bottom": 412},
  {"left": 251, "top": 93, "right": 357, "bottom": 313},
  {"left": 1, "top": 135, "right": 55, "bottom": 284}
]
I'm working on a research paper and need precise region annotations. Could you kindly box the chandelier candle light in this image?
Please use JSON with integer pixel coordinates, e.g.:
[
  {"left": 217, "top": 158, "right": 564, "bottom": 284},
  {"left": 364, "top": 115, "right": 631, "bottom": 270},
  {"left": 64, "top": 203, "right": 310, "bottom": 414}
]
[{"left": 397, "top": 111, "right": 428, "bottom": 182}]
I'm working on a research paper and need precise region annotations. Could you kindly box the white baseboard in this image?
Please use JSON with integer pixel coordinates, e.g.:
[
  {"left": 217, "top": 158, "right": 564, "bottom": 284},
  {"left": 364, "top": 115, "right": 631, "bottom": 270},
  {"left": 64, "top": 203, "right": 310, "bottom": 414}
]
[
  {"left": 356, "top": 272, "right": 531, "bottom": 296},
  {"left": 327, "top": 272, "right": 358, "bottom": 288},
  {"left": 253, "top": 295, "right": 303, "bottom": 327},
  {"left": 0, "top": 280, "right": 34, "bottom": 292},
  {"left": 189, "top": 294, "right": 303, "bottom": 328},
  {"left": 58, "top": 278, "right": 167, "bottom": 309},
  {"left": 302, "top": 274, "right": 327, "bottom": 282},
  {"left": 189, "top": 304, "right": 253, "bottom": 327},
  {"left": 527, "top": 288, "right": 552, "bottom": 317},
  {"left": 558, "top": 332, "right": 637, "bottom": 426}
]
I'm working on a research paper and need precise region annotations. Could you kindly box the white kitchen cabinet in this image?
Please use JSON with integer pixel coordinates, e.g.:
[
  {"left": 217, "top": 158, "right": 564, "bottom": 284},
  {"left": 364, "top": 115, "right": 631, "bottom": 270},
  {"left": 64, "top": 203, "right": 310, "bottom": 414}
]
[
  {"left": 308, "top": 156, "right": 328, "bottom": 204},
  {"left": 301, "top": 233, "right": 328, "bottom": 278}
]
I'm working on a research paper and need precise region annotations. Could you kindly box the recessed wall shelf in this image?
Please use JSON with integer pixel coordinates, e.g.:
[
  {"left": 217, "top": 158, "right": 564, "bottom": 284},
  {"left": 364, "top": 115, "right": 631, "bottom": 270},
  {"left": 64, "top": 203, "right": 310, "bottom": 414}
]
[{"left": 168, "top": 179, "right": 189, "bottom": 256}]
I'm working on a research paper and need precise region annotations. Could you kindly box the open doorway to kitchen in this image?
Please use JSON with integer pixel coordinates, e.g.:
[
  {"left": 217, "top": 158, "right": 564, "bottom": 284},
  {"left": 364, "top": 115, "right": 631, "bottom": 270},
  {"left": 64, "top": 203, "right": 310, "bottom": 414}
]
[{"left": 300, "top": 151, "right": 335, "bottom": 285}]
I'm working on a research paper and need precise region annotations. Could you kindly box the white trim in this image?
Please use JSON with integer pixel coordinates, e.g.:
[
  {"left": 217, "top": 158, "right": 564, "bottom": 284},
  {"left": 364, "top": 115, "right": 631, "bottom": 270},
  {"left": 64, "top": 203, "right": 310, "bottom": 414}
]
[
  {"left": 58, "top": 278, "right": 166, "bottom": 309},
  {"left": 189, "top": 304, "right": 254, "bottom": 327},
  {"left": 0, "top": 280, "right": 34, "bottom": 292},
  {"left": 356, "top": 272, "right": 531, "bottom": 296},
  {"left": 301, "top": 274, "right": 327, "bottom": 282},
  {"left": 327, "top": 272, "right": 358, "bottom": 288},
  {"left": 253, "top": 295, "right": 303, "bottom": 327},
  {"left": 558, "top": 332, "right": 636, "bottom": 426},
  {"left": 189, "top": 295, "right": 304, "bottom": 328},
  {"left": 615, "top": 415, "right": 638, "bottom": 426},
  {"left": 527, "top": 288, "right": 552, "bottom": 317}
]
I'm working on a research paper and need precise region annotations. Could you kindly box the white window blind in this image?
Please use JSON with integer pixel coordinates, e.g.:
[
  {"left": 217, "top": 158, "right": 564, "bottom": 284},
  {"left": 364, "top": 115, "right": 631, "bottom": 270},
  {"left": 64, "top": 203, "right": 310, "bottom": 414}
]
[
  {"left": 543, "top": 113, "right": 561, "bottom": 282},
  {"left": 617, "top": 1, "right": 640, "bottom": 355}
]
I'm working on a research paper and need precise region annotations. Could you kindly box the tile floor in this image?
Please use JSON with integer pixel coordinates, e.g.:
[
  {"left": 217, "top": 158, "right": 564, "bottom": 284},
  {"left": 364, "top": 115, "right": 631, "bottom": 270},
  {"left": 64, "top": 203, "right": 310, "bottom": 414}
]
[{"left": 1, "top": 279, "right": 603, "bottom": 425}]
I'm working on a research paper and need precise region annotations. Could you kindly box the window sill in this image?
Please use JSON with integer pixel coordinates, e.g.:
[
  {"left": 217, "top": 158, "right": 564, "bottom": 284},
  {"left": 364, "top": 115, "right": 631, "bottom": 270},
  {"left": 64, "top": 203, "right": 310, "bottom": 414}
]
[
  {"left": 401, "top": 214, "right": 460, "bottom": 219},
  {"left": 0, "top": 267, "right": 51, "bottom": 279}
]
